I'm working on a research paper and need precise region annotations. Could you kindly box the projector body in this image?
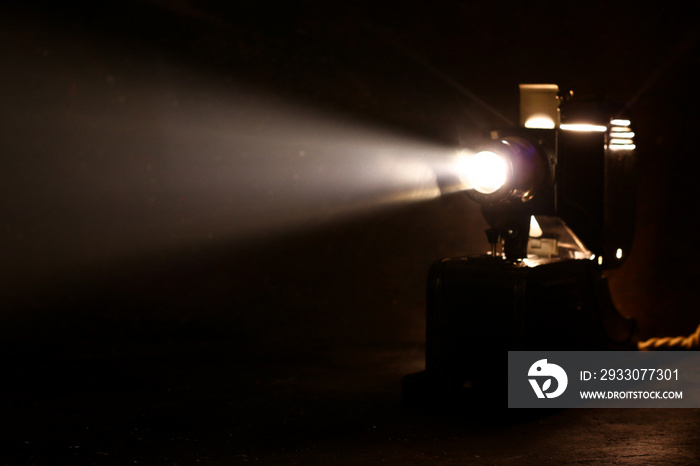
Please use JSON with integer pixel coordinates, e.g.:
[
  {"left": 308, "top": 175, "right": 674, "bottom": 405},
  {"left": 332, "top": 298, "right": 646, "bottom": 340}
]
[
  {"left": 475, "top": 104, "right": 636, "bottom": 266},
  {"left": 403, "top": 85, "right": 638, "bottom": 404},
  {"left": 402, "top": 257, "right": 636, "bottom": 404}
]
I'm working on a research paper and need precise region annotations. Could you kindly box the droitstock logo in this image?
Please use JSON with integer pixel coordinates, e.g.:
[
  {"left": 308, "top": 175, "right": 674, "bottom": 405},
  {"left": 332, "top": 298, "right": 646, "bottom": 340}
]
[{"left": 528, "top": 359, "right": 568, "bottom": 399}]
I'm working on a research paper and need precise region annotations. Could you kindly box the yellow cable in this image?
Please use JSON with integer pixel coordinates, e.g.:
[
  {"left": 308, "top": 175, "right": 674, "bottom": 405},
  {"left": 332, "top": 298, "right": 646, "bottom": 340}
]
[{"left": 638, "top": 324, "right": 700, "bottom": 350}]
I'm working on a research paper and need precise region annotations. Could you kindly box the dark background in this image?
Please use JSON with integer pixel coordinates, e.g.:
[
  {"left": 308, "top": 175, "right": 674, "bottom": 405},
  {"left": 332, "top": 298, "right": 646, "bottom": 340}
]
[{"left": 1, "top": 1, "right": 699, "bottom": 464}]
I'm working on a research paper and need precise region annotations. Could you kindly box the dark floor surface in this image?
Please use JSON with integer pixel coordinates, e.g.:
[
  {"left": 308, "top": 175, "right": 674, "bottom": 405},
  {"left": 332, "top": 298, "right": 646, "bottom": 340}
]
[{"left": 3, "top": 340, "right": 700, "bottom": 465}]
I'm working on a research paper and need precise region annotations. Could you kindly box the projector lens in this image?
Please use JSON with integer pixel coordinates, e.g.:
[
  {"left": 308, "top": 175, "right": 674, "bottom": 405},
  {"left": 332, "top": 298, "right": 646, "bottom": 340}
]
[
  {"left": 459, "top": 135, "right": 554, "bottom": 207},
  {"left": 466, "top": 150, "right": 509, "bottom": 194}
]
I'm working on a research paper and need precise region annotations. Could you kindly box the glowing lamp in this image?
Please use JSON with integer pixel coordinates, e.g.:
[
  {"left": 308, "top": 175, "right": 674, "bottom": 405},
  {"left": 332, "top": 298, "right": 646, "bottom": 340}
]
[
  {"left": 461, "top": 150, "right": 509, "bottom": 194},
  {"left": 462, "top": 137, "right": 553, "bottom": 212}
]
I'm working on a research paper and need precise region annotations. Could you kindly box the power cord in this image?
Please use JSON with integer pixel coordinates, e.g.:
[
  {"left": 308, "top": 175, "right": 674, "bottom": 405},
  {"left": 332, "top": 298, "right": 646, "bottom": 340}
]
[{"left": 638, "top": 324, "right": 700, "bottom": 350}]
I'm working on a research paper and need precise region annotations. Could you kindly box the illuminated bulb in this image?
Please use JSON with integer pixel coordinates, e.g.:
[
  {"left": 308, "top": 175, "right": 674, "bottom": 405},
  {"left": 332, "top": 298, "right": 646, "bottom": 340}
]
[
  {"left": 465, "top": 151, "right": 509, "bottom": 194},
  {"left": 616, "top": 248, "right": 623, "bottom": 259},
  {"left": 529, "top": 215, "right": 543, "bottom": 237},
  {"left": 598, "top": 256, "right": 604, "bottom": 266}
]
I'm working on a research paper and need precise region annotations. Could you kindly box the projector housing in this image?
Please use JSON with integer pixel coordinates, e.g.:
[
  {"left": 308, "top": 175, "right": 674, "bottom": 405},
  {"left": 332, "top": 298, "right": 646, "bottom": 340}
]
[
  {"left": 403, "top": 85, "right": 638, "bottom": 405},
  {"left": 469, "top": 98, "right": 636, "bottom": 267}
]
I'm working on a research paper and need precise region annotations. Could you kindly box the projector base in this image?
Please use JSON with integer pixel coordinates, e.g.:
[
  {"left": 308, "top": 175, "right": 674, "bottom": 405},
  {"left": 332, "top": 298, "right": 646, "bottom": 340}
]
[{"left": 403, "top": 256, "right": 637, "bottom": 406}]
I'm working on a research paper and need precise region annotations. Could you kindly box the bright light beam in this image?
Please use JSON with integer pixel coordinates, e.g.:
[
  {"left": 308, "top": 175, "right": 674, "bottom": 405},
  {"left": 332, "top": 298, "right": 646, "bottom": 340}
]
[{"left": 1, "top": 28, "right": 463, "bottom": 291}]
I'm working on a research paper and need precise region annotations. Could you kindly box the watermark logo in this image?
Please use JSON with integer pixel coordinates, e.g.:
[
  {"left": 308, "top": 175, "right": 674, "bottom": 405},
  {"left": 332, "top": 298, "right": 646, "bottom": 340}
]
[{"left": 528, "top": 359, "right": 568, "bottom": 398}]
